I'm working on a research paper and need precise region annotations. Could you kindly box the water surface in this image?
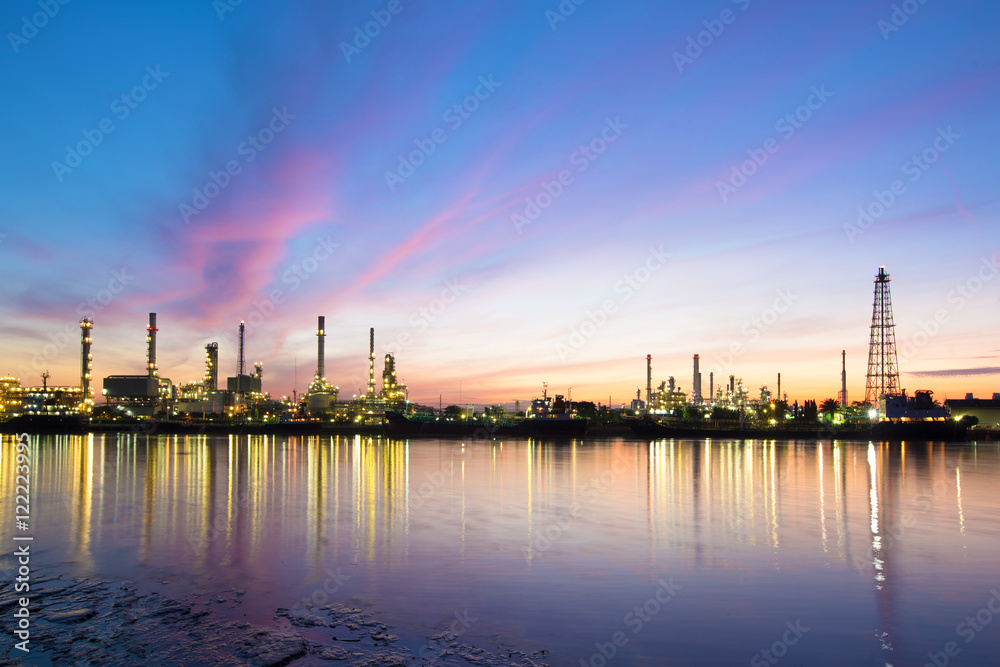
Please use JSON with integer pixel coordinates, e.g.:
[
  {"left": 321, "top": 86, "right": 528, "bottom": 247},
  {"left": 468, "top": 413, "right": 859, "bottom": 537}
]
[{"left": 3, "top": 434, "right": 999, "bottom": 665}]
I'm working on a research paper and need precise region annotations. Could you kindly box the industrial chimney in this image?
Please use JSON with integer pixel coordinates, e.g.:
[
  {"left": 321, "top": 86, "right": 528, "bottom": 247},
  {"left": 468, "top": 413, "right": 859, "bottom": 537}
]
[
  {"left": 841, "top": 350, "right": 847, "bottom": 408},
  {"left": 317, "top": 316, "right": 326, "bottom": 384},
  {"left": 367, "top": 327, "right": 375, "bottom": 398},
  {"left": 692, "top": 354, "right": 702, "bottom": 404},
  {"left": 237, "top": 321, "right": 246, "bottom": 394},
  {"left": 146, "top": 313, "right": 158, "bottom": 378},
  {"left": 646, "top": 354, "right": 652, "bottom": 408},
  {"left": 80, "top": 318, "right": 93, "bottom": 408}
]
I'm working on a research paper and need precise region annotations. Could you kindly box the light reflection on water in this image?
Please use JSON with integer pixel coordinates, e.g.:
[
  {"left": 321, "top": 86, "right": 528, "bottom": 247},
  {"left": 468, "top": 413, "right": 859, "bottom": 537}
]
[{"left": 2, "top": 434, "right": 999, "bottom": 665}]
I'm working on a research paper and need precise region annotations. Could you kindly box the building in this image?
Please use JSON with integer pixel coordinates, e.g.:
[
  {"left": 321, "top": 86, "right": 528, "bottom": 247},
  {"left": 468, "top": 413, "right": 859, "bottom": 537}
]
[
  {"left": 379, "top": 354, "right": 406, "bottom": 402},
  {"left": 1, "top": 375, "right": 87, "bottom": 417},
  {"left": 1, "top": 318, "right": 93, "bottom": 418},
  {"left": 304, "top": 316, "right": 339, "bottom": 415},
  {"left": 944, "top": 394, "right": 1000, "bottom": 427},
  {"left": 101, "top": 313, "right": 169, "bottom": 416},
  {"left": 650, "top": 378, "right": 686, "bottom": 413}
]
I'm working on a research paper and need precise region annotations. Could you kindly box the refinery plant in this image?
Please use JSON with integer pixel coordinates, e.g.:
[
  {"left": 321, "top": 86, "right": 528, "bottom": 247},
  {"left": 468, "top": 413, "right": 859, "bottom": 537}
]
[{"left": 0, "top": 266, "right": 996, "bottom": 434}]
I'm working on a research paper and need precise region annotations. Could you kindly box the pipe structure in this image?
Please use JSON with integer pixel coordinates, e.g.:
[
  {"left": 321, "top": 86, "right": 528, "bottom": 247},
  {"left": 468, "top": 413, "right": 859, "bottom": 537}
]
[
  {"left": 146, "top": 313, "right": 158, "bottom": 378},
  {"left": 204, "top": 343, "right": 218, "bottom": 392}
]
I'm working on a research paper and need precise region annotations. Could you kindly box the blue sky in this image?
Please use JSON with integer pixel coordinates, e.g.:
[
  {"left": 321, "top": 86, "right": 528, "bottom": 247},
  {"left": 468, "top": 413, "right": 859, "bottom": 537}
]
[{"left": 2, "top": 0, "right": 998, "bottom": 406}]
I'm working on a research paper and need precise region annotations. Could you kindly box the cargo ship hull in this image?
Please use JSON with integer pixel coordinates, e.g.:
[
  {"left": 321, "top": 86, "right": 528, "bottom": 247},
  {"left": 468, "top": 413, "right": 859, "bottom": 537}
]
[
  {"left": 628, "top": 418, "right": 967, "bottom": 442},
  {"left": 384, "top": 411, "right": 587, "bottom": 438}
]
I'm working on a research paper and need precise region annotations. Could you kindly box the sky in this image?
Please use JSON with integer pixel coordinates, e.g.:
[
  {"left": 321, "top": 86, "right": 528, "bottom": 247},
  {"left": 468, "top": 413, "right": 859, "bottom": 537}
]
[{"left": 1, "top": 0, "right": 998, "bottom": 408}]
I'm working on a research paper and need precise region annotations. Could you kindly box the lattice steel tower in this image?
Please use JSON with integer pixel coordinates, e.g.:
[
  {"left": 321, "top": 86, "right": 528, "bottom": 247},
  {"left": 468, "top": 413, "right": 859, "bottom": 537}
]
[{"left": 864, "top": 266, "right": 900, "bottom": 408}]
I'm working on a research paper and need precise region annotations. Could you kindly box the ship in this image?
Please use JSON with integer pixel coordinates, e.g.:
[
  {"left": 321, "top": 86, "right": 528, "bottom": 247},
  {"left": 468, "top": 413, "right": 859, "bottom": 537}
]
[
  {"left": 383, "top": 387, "right": 588, "bottom": 438},
  {"left": 629, "top": 391, "right": 966, "bottom": 442}
]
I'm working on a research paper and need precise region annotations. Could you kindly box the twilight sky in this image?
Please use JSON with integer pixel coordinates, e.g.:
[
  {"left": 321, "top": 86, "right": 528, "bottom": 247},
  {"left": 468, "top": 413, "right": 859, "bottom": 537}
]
[{"left": 2, "top": 0, "right": 998, "bottom": 407}]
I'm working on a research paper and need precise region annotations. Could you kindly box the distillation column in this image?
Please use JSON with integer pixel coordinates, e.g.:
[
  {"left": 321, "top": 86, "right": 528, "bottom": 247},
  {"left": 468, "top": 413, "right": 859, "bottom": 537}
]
[
  {"left": 146, "top": 313, "right": 158, "bottom": 379},
  {"left": 80, "top": 318, "right": 93, "bottom": 410}
]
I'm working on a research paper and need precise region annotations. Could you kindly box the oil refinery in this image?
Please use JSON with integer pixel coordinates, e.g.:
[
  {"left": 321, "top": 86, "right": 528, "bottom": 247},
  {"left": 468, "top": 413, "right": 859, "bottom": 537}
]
[{"left": 0, "top": 266, "right": 995, "bottom": 435}]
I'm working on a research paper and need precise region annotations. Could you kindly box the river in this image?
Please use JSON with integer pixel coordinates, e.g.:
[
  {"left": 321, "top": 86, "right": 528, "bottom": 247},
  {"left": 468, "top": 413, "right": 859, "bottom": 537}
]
[{"left": 2, "top": 434, "right": 998, "bottom": 665}]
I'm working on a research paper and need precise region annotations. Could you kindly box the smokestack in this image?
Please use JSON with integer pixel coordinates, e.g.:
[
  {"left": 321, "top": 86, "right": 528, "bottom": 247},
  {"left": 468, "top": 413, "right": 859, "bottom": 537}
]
[
  {"left": 709, "top": 372, "right": 713, "bottom": 403},
  {"left": 367, "top": 327, "right": 375, "bottom": 398},
  {"left": 777, "top": 373, "right": 781, "bottom": 402},
  {"left": 204, "top": 342, "right": 218, "bottom": 392},
  {"left": 841, "top": 350, "right": 847, "bottom": 408},
  {"left": 730, "top": 375, "right": 735, "bottom": 394},
  {"left": 692, "top": 354, "right": 701, "bottom": 404},
  {"left": 237, "top": 321, "right": 246, "bottom": 394},
  {"left": 146, "top": 313, "right": 158, "bottom": 378},
  {"left": 80, "top": 318, "right": 93, "bottom": 407},
  {"left": 646, "top": 354, "right": 652, "bottom": 408},
  {"left": 317, "top": 316, "right": 326, "bottom": 383}
]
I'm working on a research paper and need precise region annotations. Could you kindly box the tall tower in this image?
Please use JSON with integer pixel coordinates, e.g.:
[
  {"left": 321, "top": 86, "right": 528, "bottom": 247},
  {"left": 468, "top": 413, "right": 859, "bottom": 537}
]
[
  {"left": 841, "top": 350, "right": 848, "bottom": 408},
  {"left": 80, "top": 318, "right": 93, "bottom": 410},
  {"left": 237, "top": 321, "right": 246, "bottom": 395},
  {"left": 864, "top": 267, "right": 900, "bottom": 409},
  {"left": 316, "top": 316, "right": 326, "bottom": 385},
  {"left": 645, "top": 355, "right": 652, "bottom": 408},
  {"left": 204, "top": 343, "right": 218, "bottom": 392},
  {"left": 146, "top": 313, "right": 158, "bottom": 379},
  {"left": 367, "top": 327, "right": 375, "bottom": 398},
  {"left": 692, "top": 354, "right": 702, "bottom": 404}
]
